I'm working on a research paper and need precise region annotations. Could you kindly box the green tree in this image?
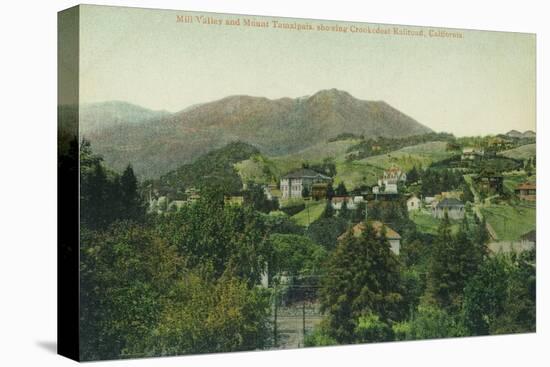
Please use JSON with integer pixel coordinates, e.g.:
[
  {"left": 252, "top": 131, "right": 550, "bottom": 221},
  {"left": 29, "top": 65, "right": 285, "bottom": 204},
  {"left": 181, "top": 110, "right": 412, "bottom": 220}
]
[
  {"left": 120, "top": 164, "right": 144, "bottom": 220},
  {"left": 269, "top": 234, "right": 327, "bottom": 277},
  {"left": 352, "top": 201, "right": 367, "bottom": 223},
  {"left": 150, "top": 269, "right": 272, "bottom": 355},
  {"left": 425, "top": 214, "right": 487, "bottom": 311},
  {"left": 339, "top": 200, "right": 351, "bottom": 220},
  {"left": 490, "top": 249, "right": 536, "bottom": 334},
  {"left": 335, "top": 182, "right": 348, "bottom": 196},
  {"left": 243, "top": 182, "right": 276, "bottom": 213},
  {"left": 322, "top": 200, "right": 335, "bottom": 218},
  {"left": 326, "top": 183, "right": 335, "bottom": 200},
  {"left": 306, "top": 217, "right": 348, "bottom": 251},
  {"left": 354, "top": 313, "right": 394, "bottom": 343},
  {"left": 462, "top": 255, "right": 509, "bottom": 335},
  {"left": 408, "top": 166, "right": 420, "bottom": 183},
  {"left": 393, "top": 305, "right": 466, "bottom": 341},
  {"left": 319, "top": 222, "right": 402, "bottom": 343}
]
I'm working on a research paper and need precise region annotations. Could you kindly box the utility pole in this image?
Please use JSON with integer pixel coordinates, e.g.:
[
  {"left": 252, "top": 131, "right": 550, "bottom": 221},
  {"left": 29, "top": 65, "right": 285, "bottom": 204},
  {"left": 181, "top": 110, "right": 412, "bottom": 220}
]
[
  {"left": 302, "top": 301, "right": 306, "bottom": 346},
  {"left": 273, "top": 287, "right": 278, "bottom": 348}
]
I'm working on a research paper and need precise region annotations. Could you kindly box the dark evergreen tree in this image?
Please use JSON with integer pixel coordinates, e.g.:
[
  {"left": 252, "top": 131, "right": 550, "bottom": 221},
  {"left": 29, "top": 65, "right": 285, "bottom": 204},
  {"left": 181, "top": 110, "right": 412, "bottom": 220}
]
[
  {"left": 408, "top": 166, "right": 420, "bottom": 183},
  {"left": 339, "top": 200, "right": 351, "bottom": 220},
  {"left": 326, "top": 183, "right": 335, "bottom": 200},
  {"left": 120, "top": 164, "right": 144, "bottom": 220},
  {"left": 426, "top": 214, "right": 487, "bottom": 311},
  {"left": 335, "top": 182, "right": 348, "bottom": 196},
  {"left": 319, "top": 222, "right": 402, "bottom": 344},
  {"left": 322, "top": 200, "right": 335, "bottom": 218}
]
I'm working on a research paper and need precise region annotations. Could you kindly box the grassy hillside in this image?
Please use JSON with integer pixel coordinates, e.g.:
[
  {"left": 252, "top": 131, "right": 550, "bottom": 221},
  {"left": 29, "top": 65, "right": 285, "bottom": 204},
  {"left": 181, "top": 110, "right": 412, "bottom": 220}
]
[
  {"left": 409, "top": 210, "right": 461, "bottom": 235},
  {"left": 502, "top": 172, "right": 536, "bottom": 194},
  {"left": 335, "top": 141, "right": 455, "bottom": 188},
  {"left": 498, "top": 143, "right": 536, "bottom": 160},
  {"left": 481, "top": 203, "right": 536, "bottom": 241},
  {"left": 237, "top": 140, "right": 458, "bottom": 190},
  {"left": 153, "top": 141, "right": 260, "bottom": 196},
  {"left": 277, "top": 139, "right": 361, "bottom": 162},
  {"left": 291, "top": 200, "right": 327, "bottom": 227}
]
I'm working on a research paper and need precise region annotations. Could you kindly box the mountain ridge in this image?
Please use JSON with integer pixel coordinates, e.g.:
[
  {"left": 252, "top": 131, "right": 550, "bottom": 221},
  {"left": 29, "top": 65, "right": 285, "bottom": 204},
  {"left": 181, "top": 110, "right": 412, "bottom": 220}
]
[{"left": 85, "top": 89, "right": 433, "bottom": 178}]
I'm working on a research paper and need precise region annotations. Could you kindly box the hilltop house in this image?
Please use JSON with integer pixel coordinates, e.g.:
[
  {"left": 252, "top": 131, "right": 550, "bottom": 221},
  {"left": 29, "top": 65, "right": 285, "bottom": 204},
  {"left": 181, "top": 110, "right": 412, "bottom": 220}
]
[
  {"left": 515, "top": 182, "right": 536, "bottom": 201},
  {"left": 407, "top": 195, "right": 421, "bottom": 211},
  {"left": 377, "top": 165, "right": 407, "bottom": 194},
  {"left": 432, "top": 198, "right": 465, "bottom": 219},
  {"left": 280, "top": 168, "right": 332, "bottom": 199},
  {"left": 338, "top": 221, "right": 401, "bottom": 255}
]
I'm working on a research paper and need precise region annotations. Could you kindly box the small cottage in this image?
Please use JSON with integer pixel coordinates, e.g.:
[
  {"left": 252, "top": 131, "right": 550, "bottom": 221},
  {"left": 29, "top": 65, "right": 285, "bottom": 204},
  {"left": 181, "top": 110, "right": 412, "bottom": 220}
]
[
  {"left": 338, "top": 220, "right": 401, "bottom": 255},
  {"left": 515, "top": 182, "right": 536, "bottom": 201},
  {"left": 407, "top": 195, "right": 421, "bottom": 211},
  {"left": 432, "top": 198, "right": 465, "bottom": 219}
]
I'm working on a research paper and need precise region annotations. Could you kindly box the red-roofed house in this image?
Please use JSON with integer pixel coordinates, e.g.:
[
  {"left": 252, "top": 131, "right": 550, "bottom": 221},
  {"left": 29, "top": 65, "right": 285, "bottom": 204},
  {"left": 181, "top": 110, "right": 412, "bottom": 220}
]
[
  {"left": 338, "top": 220, "right": 401, "bottom": 255},
  {"left": 515, "top": 182, "right": 536, "bottom": 201}
]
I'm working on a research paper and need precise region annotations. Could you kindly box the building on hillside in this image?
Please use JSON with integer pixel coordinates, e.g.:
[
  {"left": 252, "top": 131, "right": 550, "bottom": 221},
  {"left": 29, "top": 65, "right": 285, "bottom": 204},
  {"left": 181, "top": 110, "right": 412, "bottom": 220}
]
[
  {"left": 432, "top": 198, "right": 465, "bottom": 219},
  {"left": 461, "top": 147, "right": 484, "bottom": 161},
  {"left": 338, "top": 221, "right": 401, "bottom": 255},
  {"left": 519, "top": 229, "right": 536, "bottom": 249},
  {"left": 406, "top": 195, "right": 421, "bottom": 211},
  {"left": 378, "top": 165, "right": 406, "bottom": 189},
  {"left": 515, "top": 182, "right": 536, "bottom": 201},
  {"left": 475, "top": 172, "right": 504, "bottom": 195},
  {"left": 280, "top": 168, "right": 332, "bottom": 199},
  {"left": 311, "top": 183, "right": 329, "bottom": 200},
  {"left": 331, "top": 195, "right": 366, "bottom": 210}
]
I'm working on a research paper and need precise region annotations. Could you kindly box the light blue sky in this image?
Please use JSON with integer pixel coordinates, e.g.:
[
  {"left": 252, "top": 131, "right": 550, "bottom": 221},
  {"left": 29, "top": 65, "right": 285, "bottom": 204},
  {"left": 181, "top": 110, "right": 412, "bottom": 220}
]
[{"left": 79, "top": 5, "right": 536, "bottom": 136}]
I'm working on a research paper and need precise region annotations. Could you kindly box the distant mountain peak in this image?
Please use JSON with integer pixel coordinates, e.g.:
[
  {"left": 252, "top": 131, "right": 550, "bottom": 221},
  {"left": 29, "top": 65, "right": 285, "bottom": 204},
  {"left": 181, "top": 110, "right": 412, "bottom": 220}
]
[{"left": 88, "top": 90, "right": 433, "bottom": 178}]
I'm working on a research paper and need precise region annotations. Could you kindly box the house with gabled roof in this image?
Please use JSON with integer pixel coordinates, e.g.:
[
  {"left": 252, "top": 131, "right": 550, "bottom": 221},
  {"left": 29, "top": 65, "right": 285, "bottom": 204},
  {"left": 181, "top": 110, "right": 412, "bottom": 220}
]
[
  {"left": 515, "top": 182, "right": 536, "bottom": 201},
  {"left": 280, "top": 168, "right": 332, "bottom": 199},
  {"left": 432, "top": 197, "right": 465, "bottom": 219},
  {"left": 338, "top": 220, "right": 401, "bottom": 255}
]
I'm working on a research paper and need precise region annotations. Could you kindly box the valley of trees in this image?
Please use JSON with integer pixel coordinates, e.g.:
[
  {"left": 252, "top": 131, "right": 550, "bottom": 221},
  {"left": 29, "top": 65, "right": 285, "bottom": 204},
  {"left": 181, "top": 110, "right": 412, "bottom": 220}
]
[{"left": 77, "top": 139, "right": 535, "bottom": 361}]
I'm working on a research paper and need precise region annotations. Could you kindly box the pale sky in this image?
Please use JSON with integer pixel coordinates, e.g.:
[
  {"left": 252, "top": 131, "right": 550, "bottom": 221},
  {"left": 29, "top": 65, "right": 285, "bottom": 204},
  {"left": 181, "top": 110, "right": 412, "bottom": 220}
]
[{"left": 79, "top": 5, "right": 536, "bottom": 136}]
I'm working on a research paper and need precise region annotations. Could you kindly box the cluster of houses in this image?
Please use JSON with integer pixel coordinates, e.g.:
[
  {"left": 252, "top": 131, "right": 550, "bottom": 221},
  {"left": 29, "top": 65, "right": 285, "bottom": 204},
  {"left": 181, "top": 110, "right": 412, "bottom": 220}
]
[
  {"left": 148, "top": 187, "right": 201, "bottom": 214},
  {"left": 406, "top": 190, "right": 466, "bottom": 220}
]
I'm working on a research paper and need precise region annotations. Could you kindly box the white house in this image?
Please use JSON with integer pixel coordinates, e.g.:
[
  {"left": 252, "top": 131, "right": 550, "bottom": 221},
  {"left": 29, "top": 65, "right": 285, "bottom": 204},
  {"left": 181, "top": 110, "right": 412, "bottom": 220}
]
[
  {"left": 377, "top": 165, "right": 406, "bottom": 194},
  {"left": 280, "top": 168, "right": 332, "bottom": 199},
  {"left": 407, "top": 195, "right": 421, "bottom": 211},
  {"left": 331, "top": 195, "right": 366, "bottom": 210}
]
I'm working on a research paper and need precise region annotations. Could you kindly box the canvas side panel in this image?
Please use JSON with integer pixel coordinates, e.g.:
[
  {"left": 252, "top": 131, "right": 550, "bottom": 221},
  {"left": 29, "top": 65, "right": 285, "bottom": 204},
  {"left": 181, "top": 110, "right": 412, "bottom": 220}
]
[{"left": 57, "top": 5, "right": 80, "bottom": 362}]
